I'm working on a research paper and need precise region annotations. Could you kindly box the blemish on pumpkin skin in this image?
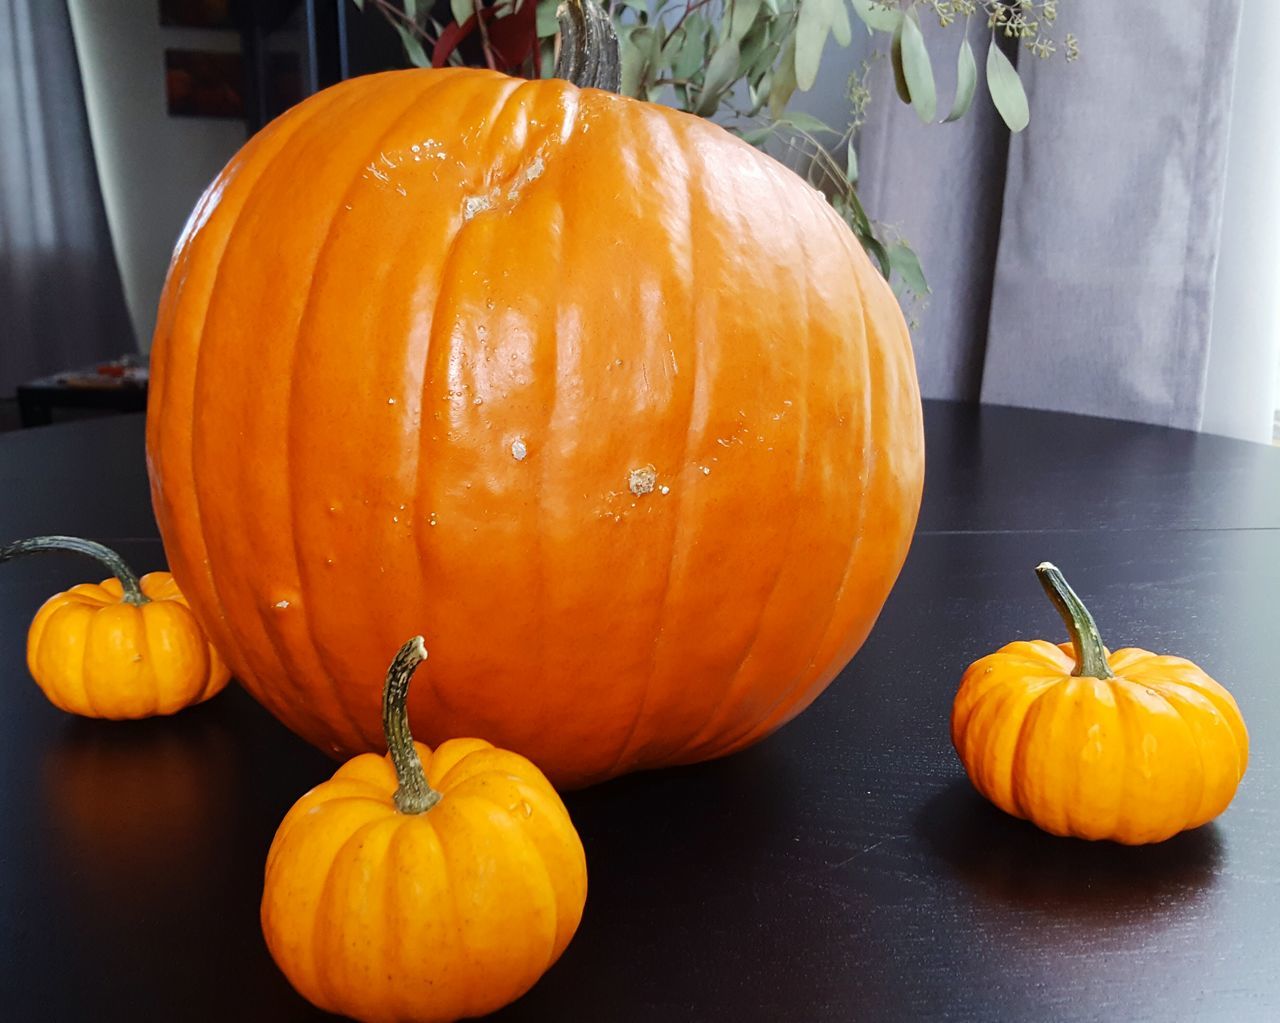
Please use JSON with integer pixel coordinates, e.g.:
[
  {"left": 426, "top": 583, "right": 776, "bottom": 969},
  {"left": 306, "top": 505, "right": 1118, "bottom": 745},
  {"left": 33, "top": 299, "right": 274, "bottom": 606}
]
[
  {"left": 274, "top": 599, "right": 290, "bottom": 610},
  {"left": 628, "top": 465, "right": 658, "bottom": 496},
  {"left": 511, "top": 438, "right": 528, "bottom": 461}
]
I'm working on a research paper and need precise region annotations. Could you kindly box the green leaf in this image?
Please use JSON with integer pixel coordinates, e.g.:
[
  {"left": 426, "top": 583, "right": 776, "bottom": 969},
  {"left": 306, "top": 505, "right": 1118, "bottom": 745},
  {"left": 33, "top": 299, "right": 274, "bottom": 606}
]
[
  {"left": 393, "top": 23, "right": 430, "bottom": 67},
  {"left": 696, "top": 38, "right": 741, "bottom": 115},
  {"left": 851, "top": 0, "right": 900, "bottom": 32},
  {"left": 846, "top": 135, "right": 858, "bottom": 183},
  {"left": 740, "top": 125, "right": 775, "bottom": 145},
  {"left": 899, "top": 12, "right": 936, "bottom": 122},
  {"left": 888, "top": 240, "right": 929, "bottom": 296},
  {"left": 769, "top": 36, "right": 798, "bottom": 116},
  {"left": 890, "top": 19, "right": 910, "bottom": 103},
  {"left": 776, "top": 111, "right": 838, "bottom": 135},
  {"left": 761, "top": 0, "right": 779, "bottom": 14},
  {"left": 536, "top": 0, "right": 559, "bottom": 37},
  {"left": 449, "top": 0, "right": 474, "bottom": 27},
  {"left": 831, "top": 0, "right": 852, "bottom": 48},
  {"left": 862, "top": 234, "right": 891, "bottom": 279},
  {"left": 943, "top": 37, "right": 977, "bottom": 123},
  {"left": 748, "top": 70, "right": 772, "bottom": 112},
  {"left": 352, "top": 0, "right": 364, "bottom": 10},
  {"left": 738, "top": 21, "right": 774, "bottom": 78},
  {"left": 986, "top": 39, "right": 1029, "bottom": 132},
  {"left": 403, "top": 0, "right": 421, "bottom": 20},
  {"left": 730, "top": 0, "right": 763, "bottom": 43},
  {"left": 671, "top": 23, "right": 709, "bottom": 80},
  {"left": 795, "top": 0, "right": 831, "bottom": 92},
  {"left": 620, "top": 28, "right": 648, "bottom": 98}
]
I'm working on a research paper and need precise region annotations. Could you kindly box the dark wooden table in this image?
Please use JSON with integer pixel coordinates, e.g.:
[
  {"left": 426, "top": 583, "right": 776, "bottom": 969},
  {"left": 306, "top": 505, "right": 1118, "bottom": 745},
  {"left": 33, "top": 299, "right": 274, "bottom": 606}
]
[{"left": 2, "top": 403, "right": 1277, "bottom": 1021}]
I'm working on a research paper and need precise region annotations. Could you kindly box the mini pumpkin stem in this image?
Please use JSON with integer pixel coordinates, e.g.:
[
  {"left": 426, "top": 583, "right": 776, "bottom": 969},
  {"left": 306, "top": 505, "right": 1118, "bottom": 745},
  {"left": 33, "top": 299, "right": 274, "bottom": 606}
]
[
  {"left": 0, "top": 535, "right": 149, "bottom": 606},
  {"left": 554, "top": 0, "right": 621, "bottom": 93},
  {"left": 382, "top": 636, "right": 442, "bottom": 814},
  {"left": 1035, "top": 562, "right": 1113, "bottom": 680}
]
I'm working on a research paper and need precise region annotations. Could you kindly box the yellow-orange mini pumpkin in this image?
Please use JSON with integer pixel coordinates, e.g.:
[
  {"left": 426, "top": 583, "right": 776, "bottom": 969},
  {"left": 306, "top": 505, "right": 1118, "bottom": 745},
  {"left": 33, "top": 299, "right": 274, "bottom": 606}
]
[
  {"left": 0, "top": 535, "right": 230, "bottom": 718},
  {"left": 952, "top": 563, "right": 1249, "bottom": 845},
  {"left": 145, "top": 2, "right": 925, "bottom": 786},
  {"left": 262, "top": 636, "right": 587, "bottom": 1023}
]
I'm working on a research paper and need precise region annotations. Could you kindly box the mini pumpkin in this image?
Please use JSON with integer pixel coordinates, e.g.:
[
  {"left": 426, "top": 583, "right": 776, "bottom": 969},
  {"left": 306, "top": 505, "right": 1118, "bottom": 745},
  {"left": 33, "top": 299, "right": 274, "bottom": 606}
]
[
  {"left": 951, "top": 562, "right": 1249, "bottom": 845},
  {"left": 0, "top": 535, "right": 230, "bottom": 718},
  {"left": 262, "top": 636, "right": 587, "bottom": 1023}
]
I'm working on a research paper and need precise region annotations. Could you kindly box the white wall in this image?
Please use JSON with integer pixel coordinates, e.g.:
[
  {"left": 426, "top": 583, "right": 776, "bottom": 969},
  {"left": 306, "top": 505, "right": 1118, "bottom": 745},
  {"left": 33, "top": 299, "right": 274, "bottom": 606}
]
[
  {"left": 1201, "top": 0, "right": 1280, "bottom": 442},
  {"left": 68, "top": 0, "right": 245, "bottom": 351}
]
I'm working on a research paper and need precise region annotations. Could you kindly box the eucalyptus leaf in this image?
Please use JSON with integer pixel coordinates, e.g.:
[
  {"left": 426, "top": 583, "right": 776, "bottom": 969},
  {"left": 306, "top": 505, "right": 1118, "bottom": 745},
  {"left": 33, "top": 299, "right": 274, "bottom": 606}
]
[
  {"left": 696, "top": 39, "right": 741, "bottom": 115},
  {"left": 748, "top": 69, "right": 772, "bottom": 112},
  {"left": 761, "top": 0, "right": 780, "bottom": 15},
  {"left": 776, "top": 111, "right": 838, "bottom": 135},
  {"left": 393, "top": 23, "right": 430, "bottom": 67},
  {"left": 862, "top": 234, "right": 891, "bottom": 279},
  {"left": 795, "top": 0, "right": 831, "bottom": 92},
  {"left": 671, "top": 24, "right": 709, "bottom": 81},
  {"left": 831, "top": 0, "right": 852, "bottom": 48},
  {"left": 943, "top": 37, "right": 977, "bottom": 123},
  {"left": 536, "top": 0, "right": 558, "bottom": 37},
  {"left": 352, "top": 0, "right": 364, "bottom": 9},
  {"left": 769, "top": 36, "right": 798, "bottom": 117},
  {"left": 404, "top": 0, "right": 421, "bottom": 19},
  {"left": 738, "top": 22, "right": 773, "bottom": 78},
  {"left": 986, "top": 39, "right": 1030, "bottom": 132},
  {"left": 846, "top": 135, "right": 858, "bottom": 183},
  {"left": 899, "top": 13, "right": 936, "bottom": 122},
  {"left": 888, "top": 241, "right": 929, "bottom": 295},
  {"left": 620, "top": 31, "right": 646, "bottom": 98},
  {"left": 449, "top": 0, "right": 473, "bottom": 27},
  {"left": 851, "top": 0, "right": 901, "bottom": 33},
  {"left": 740, "top": 125, "right": 775, "bottom": 145},
  {"left": 730, "top": 0, "right": 763, "bottom": 43},
  {"left": 890, "top": 19, "right": 910, "bottom": 104}
]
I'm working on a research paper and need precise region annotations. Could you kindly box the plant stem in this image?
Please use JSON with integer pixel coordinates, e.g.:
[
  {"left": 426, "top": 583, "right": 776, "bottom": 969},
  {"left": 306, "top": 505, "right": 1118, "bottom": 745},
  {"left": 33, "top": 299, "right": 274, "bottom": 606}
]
[
  {"left": 1035, "top": 562, "right": 1113, "bottom": 680},
  {"left": 0, "top": 535, "right": 149, "bottom": 605},
  {"left": 554, "top": 0, "right": 621, "bottom": 91},
  {"left": 381, "top": 636, "right": 442, "bottom": 814}
]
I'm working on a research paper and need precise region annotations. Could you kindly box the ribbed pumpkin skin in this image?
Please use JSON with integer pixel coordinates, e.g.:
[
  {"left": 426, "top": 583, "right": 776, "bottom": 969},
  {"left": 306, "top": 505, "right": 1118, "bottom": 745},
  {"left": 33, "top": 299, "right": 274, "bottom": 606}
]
[
  {"left": 28, "top": 573, "right": 230, "bottom": 718},
  {"left": 952, "top": 641, "right": 1249, "bottom": 844},
  {"left": 147, "top": 68, "right": 924, "bottom": 787},
  {"left": 262, "top": 738, "right": 586, "bottom": 1022}
]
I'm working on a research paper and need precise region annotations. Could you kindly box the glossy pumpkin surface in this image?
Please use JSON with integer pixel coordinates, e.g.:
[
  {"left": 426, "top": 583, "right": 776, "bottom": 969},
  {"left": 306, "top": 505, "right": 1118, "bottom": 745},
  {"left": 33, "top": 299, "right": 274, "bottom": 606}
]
[
  {"left": 147, "top": 59, "right": 924, "bottom": 785},
  {"left": 951, "top": 565, "right": 1249, "bottom": 845},
  {"left": 262, "top": 638, "right": 586, "bottom": 1023}
]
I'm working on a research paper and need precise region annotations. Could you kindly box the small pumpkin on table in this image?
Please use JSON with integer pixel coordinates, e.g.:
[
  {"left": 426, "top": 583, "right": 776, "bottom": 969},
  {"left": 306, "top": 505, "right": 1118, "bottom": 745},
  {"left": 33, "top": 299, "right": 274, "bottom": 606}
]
[
  {"left": 951, "top": 562, "right": 1248, "bottom": 845},
  {"left": 0, "top": 535, "right": 229, "bottom": 718},
  {"left": 262, "top": 635, "right": 587, "bottom": 1023}
]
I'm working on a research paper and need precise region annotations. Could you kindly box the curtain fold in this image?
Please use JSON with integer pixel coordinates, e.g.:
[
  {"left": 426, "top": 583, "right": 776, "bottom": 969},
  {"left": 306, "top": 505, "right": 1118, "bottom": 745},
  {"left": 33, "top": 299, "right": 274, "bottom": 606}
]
[
  {"left": 0, "top": 0, "right": 134, "bottom": 397},
  {"left": 855, "top": 1, "right": 1262, "bottom": 438}
]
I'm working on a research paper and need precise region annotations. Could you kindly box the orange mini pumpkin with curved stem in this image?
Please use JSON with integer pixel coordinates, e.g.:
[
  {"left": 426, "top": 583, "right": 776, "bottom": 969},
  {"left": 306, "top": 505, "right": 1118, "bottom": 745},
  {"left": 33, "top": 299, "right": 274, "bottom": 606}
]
[
  {"left": 1, "top": 535, "right": 230, "bottom": 718},
  {"left": 262, "top": 636, "right": 587, "bottom": 1023},
  {"left": 146, "top": 2, "right": 924, "bottom": 787},
  {"left": 951, "top": 563, "right": 1249, "bottom": 845}
]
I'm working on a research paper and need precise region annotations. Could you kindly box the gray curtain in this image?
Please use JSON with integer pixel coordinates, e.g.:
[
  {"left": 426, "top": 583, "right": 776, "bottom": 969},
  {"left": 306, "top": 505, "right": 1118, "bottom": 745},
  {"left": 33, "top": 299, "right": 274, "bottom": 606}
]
[
  {"left": 855, "top": 1, "right": 1247, "bottom": 434},
  {"left": 0, "top": 0, "right": 133, "bottom": 397}
]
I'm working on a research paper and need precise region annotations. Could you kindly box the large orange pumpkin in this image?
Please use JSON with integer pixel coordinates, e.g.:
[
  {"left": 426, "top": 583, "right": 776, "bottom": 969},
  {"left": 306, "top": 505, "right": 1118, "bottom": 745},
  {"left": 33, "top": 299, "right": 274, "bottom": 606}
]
[{"left": 146, "top": 4, "right": 924, "bottom": 788}]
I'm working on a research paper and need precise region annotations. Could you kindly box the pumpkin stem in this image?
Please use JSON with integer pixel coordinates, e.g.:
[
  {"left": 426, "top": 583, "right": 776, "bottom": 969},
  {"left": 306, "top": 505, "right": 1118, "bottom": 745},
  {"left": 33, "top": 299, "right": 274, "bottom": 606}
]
[
  {"left": 0, "top": 535, "right": 149, "bottom": 605},
  {"left": 382, "top": 636, "right": 442, "bottom": 815},
  {"left": 554, "top": 0, "right": 621, "bottom": 93},
  {"left": 1035, "top": 562, "right": 1113, "bottom": 680}
]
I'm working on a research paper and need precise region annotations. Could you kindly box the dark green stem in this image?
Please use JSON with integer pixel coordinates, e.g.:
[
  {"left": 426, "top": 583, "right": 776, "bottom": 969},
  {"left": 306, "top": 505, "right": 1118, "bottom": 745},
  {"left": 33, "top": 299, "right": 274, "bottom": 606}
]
[
  {"left": 1035, "top": 562, "right": 1113, "bottom": 680},
  {"left": 554, "top": 0, "right": 621, "bottom": 93},
  {"left": 381, "top": 636, "right": 441, "bottom": 814},
  {"left": 0, "top": 535, "right": 149, "bottom": 605}
]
